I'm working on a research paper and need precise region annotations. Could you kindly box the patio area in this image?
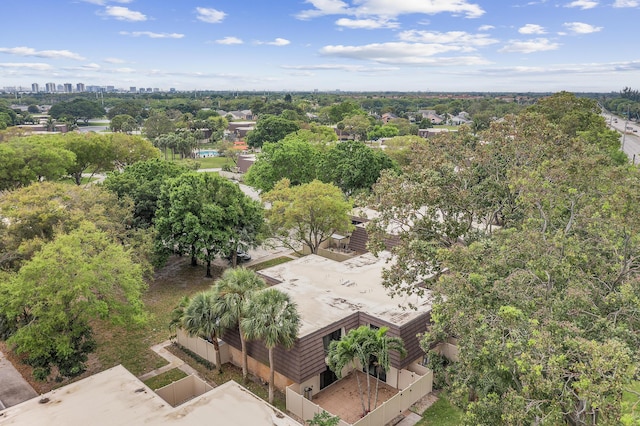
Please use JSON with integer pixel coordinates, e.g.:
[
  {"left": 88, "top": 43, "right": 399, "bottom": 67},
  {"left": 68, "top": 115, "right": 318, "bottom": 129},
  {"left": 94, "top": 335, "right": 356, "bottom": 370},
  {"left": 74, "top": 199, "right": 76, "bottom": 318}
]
[{"left": 311, "top": 371, "right": 399, "bottom": 424}]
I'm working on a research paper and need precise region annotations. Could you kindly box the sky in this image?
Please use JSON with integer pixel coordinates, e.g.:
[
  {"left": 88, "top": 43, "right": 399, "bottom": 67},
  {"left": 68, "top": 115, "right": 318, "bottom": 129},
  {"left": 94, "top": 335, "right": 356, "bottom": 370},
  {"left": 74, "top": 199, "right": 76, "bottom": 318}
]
[{"left": 1, "top": 0, "right": 639, "bottom": 92}]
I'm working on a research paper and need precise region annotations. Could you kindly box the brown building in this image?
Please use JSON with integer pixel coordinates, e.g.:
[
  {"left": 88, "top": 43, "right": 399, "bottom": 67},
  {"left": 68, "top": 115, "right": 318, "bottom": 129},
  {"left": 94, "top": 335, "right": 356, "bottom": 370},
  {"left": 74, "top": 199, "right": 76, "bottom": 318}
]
[{"left": 222, "top": 251, "right": 433, "bottom": 396}]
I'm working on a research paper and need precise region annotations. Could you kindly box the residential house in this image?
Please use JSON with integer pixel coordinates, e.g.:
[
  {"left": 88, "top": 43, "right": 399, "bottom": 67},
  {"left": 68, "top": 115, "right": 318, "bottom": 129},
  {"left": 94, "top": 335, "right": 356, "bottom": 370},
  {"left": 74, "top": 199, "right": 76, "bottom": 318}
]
[
  {"left": 449, "top": 111, "right": 472, "bottom": 126},
  {"left": 219, "top": 251, "right": 433, "bottom": 396},
  {"left": 380, "top": 112, "right": 398, "bottom": 123},
  {"left": 417, "top": 110, "right": 443, "bottom": 125}
]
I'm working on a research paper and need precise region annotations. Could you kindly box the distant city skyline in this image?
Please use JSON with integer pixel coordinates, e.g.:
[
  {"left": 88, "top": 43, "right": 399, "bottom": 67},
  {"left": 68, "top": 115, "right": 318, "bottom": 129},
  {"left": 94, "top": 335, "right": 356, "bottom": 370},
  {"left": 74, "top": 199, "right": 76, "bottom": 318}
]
[{"left": 1, "top": 0, "right": 640, "bottom": 93}]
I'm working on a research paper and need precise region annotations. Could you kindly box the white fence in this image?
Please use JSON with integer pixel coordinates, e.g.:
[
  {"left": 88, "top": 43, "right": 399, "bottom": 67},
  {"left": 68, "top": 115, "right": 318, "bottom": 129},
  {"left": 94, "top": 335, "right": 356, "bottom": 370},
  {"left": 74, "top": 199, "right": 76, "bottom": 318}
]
[
  {"left": 175, "top": 328, "right": 230, "bottom": 366},
  {"left": 286, "top": 364, "right": 432, "bottom": 426}
]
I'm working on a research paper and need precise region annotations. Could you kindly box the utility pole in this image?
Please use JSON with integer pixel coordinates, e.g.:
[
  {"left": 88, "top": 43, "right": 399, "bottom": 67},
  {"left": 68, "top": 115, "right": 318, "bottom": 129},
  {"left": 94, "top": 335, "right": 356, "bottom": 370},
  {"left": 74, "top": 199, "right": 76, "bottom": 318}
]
[{"left": 622, "top": 105, "right": 630, "bottom": 151}]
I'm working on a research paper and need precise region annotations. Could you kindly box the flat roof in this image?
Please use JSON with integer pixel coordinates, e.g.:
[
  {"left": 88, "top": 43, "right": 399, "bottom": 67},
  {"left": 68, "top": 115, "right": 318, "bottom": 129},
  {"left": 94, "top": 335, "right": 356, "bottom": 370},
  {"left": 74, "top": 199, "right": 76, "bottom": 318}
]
[
  {"left": 259, "top": 252, "right": 433, "bottom": 337},
  {"left": 0, "top": 365, "right": 300, "bottom": 426}
]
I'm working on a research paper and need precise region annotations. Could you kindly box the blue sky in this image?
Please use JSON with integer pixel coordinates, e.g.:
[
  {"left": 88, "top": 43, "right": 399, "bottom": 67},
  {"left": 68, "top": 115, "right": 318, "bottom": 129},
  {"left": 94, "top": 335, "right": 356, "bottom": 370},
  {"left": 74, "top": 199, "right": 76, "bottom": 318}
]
[{"left": 1, "top": 0, "right": 639, "bottom": 92}]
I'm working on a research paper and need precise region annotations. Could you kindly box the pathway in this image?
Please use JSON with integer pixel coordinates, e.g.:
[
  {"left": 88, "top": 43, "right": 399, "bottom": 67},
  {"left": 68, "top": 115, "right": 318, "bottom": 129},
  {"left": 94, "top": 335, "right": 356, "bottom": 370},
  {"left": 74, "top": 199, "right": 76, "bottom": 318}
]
[
  {"left": 137, "top": 340, "right": 200, "bottom": 382},
  {"left": 0, "top": 350, "right": 38, "bottom": 410}
]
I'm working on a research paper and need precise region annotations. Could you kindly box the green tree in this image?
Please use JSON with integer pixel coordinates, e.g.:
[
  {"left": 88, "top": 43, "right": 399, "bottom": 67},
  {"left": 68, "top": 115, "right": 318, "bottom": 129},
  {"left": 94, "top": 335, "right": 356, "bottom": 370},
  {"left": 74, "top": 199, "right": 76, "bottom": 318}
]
[
  {"left": 214, "top": 267, "right": 266, "bottom": 381},
  {"left": 339, "top": 115, "right": 371, "bottom": 141},
  {"left": 245, "top": 135, "right": 322, "bottom": 192},
  {"left": 326, "top": 326, "right": 372, "bottom": 415},
  {"left": 181, "top": 291, "right": 226, "bottom": 374},
  {"left": 242, "top": 288, "right": 300, "bottom": 404},
  {"left": 155, "top": 172, "right": 263, "bottom": 277},
  {"left": 108, "top": 133, "right": 160, "bottom": 169},
  {"left": 60, "top": 132, "right": 115, "bottom": 185},
  {"left": 369, "top": 327, "right": 406, "bottom": 410},
  {"left": 246, "top": 114, "right": 300, "bottom": 148},
  {"left": 143, "top": 109, "right": 175, "bottom": 140},
  {"left": 110, "top": 114, "right": 137, "bottom": 133},
  {"left": 49, "top": 98, "right": 105, "bottom": 125},
  {"left": 367, "top": 124, "right": 399, "bottom": 140},
  {"left": 103, "top": 158, "right": 190, "bottom": 228},
  {"left": 106, "top": 100, "right": 147, "bottom": 120},
  {"left": 307, "top": 411, "right": 340, "bottom": 426},
  {"left": 262, "top": 179, "right": 353, "bottom": 255},
  {"left": 0, "top": 136, "right": 75, "bottom": 188},
  {"left": 0, "top": 222, "right": 147, "bottom": 380},
  {"left": 0, "top": 182, "right": 148, "bottom": 272},
  {"left": 319, "top": 140, "right": 398, "bottom": 195}
]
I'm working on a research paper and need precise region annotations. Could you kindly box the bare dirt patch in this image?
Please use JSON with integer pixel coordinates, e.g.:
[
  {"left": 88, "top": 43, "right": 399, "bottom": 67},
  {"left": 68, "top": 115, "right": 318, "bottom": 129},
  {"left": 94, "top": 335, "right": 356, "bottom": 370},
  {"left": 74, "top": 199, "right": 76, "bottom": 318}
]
[{"left": 312, "top": 370, "right": 399, "bottom": 424}]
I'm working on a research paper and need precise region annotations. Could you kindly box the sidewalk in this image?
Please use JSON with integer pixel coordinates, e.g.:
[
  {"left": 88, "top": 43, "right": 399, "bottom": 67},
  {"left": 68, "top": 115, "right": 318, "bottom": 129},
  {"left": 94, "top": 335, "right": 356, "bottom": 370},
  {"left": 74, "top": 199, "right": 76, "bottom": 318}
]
[
  {"left": 137, "top": 340, "right": 200, "bottom": 382},
  {"left": 0, "top": 350, "right": 38, "bottom": 410}
]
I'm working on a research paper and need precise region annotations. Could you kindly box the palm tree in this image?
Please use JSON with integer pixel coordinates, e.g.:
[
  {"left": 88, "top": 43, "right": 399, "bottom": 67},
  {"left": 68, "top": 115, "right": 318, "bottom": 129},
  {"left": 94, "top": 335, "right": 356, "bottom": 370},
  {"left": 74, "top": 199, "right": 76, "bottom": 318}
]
[
  {"left": 327, "top": 325, "right": 406, "bottom": 415},
  {"left": 214, "top": 267, "right": 266, "bottom": 382},
  {"left": 241, "top": 288, "right": 300, "bottom": 404},
  {"left": 370, "top": 327, "right": 406, "bottom": 410},
  {"left": 182, "top": 291, "right": 226, "bottom": 374},
  {"left": 168, "top": 295, "right": 191, "bottom": 337},
  {"left": 326, "top": 327, "right": 370, "bottom": 415}
]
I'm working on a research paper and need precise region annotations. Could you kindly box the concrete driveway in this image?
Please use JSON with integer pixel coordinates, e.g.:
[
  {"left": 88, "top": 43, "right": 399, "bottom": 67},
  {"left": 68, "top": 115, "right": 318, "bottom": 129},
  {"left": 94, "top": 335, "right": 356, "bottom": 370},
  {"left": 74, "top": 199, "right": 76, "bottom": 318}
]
[{"left": 0, "top": 350, "right": 37, "bottom": 410}]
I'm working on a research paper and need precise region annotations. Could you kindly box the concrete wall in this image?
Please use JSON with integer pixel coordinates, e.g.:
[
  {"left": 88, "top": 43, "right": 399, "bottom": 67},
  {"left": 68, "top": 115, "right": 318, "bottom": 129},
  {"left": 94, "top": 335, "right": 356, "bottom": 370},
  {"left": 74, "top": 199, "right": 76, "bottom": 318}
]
[
  {"left": 227, "top": 345, "right": 294, "bottom": 391},
  {"left": 155, "top": 375, "right": 213, "bottom": 407},
  {"left": 352, "top": 367, "right": 433, "bottom": 426},
  {"left": 286, "top": 364, "right": 432, "bottom": 426},
  {"left": 286, "top": 385, "right": 350, "bottom": 426}
]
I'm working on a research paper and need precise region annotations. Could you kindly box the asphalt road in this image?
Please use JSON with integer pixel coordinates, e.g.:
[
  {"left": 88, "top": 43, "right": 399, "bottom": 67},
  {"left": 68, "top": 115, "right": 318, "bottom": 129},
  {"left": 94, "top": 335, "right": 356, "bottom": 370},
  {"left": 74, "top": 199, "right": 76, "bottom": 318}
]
[{"left": 603, "top": 113, "right": 640, "bottom": 163}]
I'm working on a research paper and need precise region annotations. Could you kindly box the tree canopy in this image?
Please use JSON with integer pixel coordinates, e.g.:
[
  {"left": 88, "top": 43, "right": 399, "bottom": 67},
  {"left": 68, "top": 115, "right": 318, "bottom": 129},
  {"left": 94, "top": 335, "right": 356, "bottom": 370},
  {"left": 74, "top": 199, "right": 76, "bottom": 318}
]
[
  {"left": 319, "top": 140, "right": 398, "bottom": 196},
  {"left": 245, "top": 135, "right": 322, "bottom": 192},
  {"left": 49, "top": 98, "right": 105, "bottom": 125},
  {"left": 365, "top": 91, "right": 638, "bottom": 423},
  {"left": 154, "top": 172, "right": 264, "bottom": 277},
  {"left": 262, "top": 179, "right": 353, "bottom": 255},
  {"left": 246, "top": 114, "right": 300, "bottom": 148},
  {"left": 0, "top": 222, "right": 147, "bottom": 380}
]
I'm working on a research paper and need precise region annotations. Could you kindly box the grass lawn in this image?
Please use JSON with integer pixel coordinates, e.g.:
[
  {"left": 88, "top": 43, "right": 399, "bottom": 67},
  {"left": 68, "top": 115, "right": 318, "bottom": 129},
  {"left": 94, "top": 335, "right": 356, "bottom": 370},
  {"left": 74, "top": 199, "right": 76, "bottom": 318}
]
[
  {"left": 143, "top": 368, "right": 188, "bottom": 390},
  {"left": 168, "top": 155, "right": 233, "bottom": 169},
  {"left": 416, "top": 392, "right": 464, "bottom": 426},
  {"left": 248, "top": 256, "right": 294, "bottom": 271},
  {"left": 166, "top": 343, "right": 287, "bottom": 412}
]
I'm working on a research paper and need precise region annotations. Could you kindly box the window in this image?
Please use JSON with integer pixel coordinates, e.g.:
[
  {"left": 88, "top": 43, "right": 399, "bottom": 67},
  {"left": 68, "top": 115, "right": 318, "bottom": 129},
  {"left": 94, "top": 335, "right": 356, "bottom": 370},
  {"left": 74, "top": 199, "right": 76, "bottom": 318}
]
[{"left": 323, "top": 329, "right": 342, "bottom": 355}]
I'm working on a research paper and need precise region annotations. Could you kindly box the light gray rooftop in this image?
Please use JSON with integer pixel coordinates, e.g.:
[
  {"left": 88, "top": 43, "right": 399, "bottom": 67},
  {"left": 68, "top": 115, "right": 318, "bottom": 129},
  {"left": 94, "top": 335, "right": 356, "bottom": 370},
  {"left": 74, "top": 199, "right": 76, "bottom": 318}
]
[
  {"left": 259, "top": 252, "right": 433, "bottom": 337},
  {"left": 0, "top": 365, "right": 300, "bottom": 426}
]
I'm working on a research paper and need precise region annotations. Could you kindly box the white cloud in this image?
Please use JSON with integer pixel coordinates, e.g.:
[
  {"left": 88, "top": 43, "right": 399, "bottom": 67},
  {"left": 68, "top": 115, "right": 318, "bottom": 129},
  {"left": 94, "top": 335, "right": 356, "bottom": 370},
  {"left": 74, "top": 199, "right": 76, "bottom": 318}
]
[
  {"left": 481, "top": 60, "right": 640, "bottom": 76},
  {"left": 196, "top": 7, "right": 226, "bottom": 23},
  {"left": 0, "top": 46, "right": 85, "bottom": 60},
  {"left": 104, "top": 57, "right": 126, "bottom": 63},
  {"left": 257, "top": 38, "right": 291, "bottom": 46},
  {"left": 296, "top": 0, "right": 349, "bottom": 19},
  {"left": 103, "top": 6, "right": 147, "bottom": 21},
  {"left": 281, "top": 64, "right": 398, "bottom": 72},
  {"left": 119, "top": 31, "right": 184, "bottom": 39},
  {"left": 297, "top": 0, "right": 485, "bottom": 20},
  {"left": 64, "top": 63, "right": 102, "bottom": 71},
  {"left": 519, "top": 24, "right": 546, "bottom": 34},
  {"left": 478, "top": 25, "right": 494, "bottom": 31},
  {"left": 320, "top": 42, "right": 490, "bottom": 65},
  {"left": 335, "top": 18, "right": 399, "bottom": 29},
  {"left": 398, "top": 30, "right": 498, "bottom": 47},
  {"left": 565, "top": 0, "right": 598, "bottom": 8},
  {"left": 613, "top": 0, "right": 638, "bottom": 6},
  {"left": 499, "top": 38, "right": 560, "bottom": 53},
  {"left": 215, "top": 37, "right": 244, "bottom": 45},
  {"left": 81, "top": 0, "right": 133, "bottom": 4},
  {"left": 563, "top": 22, "right": 602, "bottom": 34},
  {"left": 0, "top": 62, "right": 52, "bottom": 71}
]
